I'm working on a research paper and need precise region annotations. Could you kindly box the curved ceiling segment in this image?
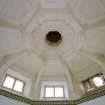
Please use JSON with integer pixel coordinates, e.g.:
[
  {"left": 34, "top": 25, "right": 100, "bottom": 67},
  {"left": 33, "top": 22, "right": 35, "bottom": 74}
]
[{"left": 0, "top": 0, "right": 105, "bottom": 100}]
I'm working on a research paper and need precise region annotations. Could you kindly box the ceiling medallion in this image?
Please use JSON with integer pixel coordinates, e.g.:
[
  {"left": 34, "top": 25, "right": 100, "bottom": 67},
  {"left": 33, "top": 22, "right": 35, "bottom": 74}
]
[{"left": 45, "top": 31, "right": 62, "bottom": 47}]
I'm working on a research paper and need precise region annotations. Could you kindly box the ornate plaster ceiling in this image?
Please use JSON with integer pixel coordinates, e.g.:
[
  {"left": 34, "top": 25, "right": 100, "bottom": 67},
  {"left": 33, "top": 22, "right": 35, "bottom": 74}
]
[{"left": 0, "top": 0, "right": 105, "bottom": 99}]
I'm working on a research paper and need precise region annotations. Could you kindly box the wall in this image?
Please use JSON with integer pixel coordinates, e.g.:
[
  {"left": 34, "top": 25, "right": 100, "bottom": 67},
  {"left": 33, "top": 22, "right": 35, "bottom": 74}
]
[
  {"left": 0, "top": 96, "right": 29, "bottom": 105},
  {"left": 79, "top": 95, "right": 105, "bottom": 105},
  {"left": 0, "top": 87, "right": 105, "bottom": 105}
]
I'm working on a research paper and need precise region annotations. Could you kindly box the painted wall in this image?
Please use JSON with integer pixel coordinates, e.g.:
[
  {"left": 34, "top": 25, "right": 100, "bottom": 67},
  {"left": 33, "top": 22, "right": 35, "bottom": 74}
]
[
  {"left": 79, "top": 95, "right": 105, "bottom": 105},
  {"left": 0, "top": 96, "right": 29, "bottom": 105},
  {"left": 0, "top": 92, "right": 105, "bottom": 105}
]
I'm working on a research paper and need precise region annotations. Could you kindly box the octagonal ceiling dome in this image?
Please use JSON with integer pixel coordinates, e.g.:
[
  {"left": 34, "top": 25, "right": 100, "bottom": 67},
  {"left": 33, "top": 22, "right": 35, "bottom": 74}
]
[{"left": 0, "top": 0, "right": 105, "bottom": 100}]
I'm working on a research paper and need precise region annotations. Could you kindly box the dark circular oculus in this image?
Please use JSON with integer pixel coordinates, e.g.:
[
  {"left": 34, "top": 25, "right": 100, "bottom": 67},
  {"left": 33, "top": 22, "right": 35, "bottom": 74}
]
[{"left": 46, "top": 31, "right": 62, "bottom": 46}]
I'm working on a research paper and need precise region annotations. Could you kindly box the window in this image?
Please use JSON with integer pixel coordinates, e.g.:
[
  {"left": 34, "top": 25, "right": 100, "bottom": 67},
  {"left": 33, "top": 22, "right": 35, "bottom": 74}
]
[
  {"left": 40, "top": 82, "right": 69, "bottom": 100},
  {"left": 55, "top": 87, "right": 64, "bottom": 98},
  {"left": 2, "top": 74, "right": 25, "bottom": 93},
  {"left": 82, "top": 73, "right": 105, "bottom": 92},
  {"left": 44, "top": 86, "right": 64, "bottom": 98},
  {"left": 3, "top": 75, "right": 15, "bottom": 89},
  {"left": 92, "top": 76, "right": 104, "bottom": 87}
]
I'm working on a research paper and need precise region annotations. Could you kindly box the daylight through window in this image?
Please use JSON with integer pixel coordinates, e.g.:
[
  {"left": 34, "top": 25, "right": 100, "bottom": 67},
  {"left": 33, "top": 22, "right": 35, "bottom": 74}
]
[
  {"left": 92, "top": 76, "right": 104, "bottom": 87},
  {"left": 44, "top": 86, "right": 64, "bottom": 98},
  {"left": 2, "top": 75, "right": 24, "bottom": 93}
]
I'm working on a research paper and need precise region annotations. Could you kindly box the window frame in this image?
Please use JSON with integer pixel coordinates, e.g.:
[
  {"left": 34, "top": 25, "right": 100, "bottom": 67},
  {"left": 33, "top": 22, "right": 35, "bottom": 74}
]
[
  {"left": 40, "top": 81, "right": 69, "bottom": 100},
  {"left": 44, "top": 85, "right": 65, "bottom": 98},
  {"left": 2, "top": 74, "right": 25, "bottom": 94}
]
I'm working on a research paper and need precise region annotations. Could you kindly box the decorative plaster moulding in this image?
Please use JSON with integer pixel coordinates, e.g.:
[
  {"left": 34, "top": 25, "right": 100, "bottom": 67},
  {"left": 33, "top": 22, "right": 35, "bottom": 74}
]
[
  {"left": 40, "top": 0, "right": 69, "bottom": 8},
  {"left": 31, "top": 20, "right": 82, "bottom": 59},
  {"left": 70, "top": 0, "right": 105, "bottom": 24},
  {"left": 25, "top": 13, "right": 82, "bottom": 33},
  {"left": 1, "top": 86, "right": 105, "bottom": 105}
]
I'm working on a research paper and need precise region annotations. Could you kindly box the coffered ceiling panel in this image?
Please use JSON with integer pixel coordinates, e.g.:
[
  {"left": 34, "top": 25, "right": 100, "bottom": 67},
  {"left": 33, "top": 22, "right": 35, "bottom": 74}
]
[
  {"left": 70, "top": 0, "right": 105, "bottom": 24},
  {"left": 14, "top": 52, "right": 43, "bottom": 74},
  {"left": 0, "top": 28, "right": 24, "bottom": 55},
  {"left": 69, "top": 55, "right": 94, "bottom": 72},
  {"left": 0, "top": 0, "right": 36, "bottom": 24},
  {"left": 83, "top": 27, "right": 105, "bottom": 53},
  {"left": 44, "top": 59, "right": 67, "bottom": 76}
]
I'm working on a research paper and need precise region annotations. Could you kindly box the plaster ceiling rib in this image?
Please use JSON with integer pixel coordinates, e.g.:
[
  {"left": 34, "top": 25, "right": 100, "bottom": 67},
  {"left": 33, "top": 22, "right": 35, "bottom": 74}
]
[
  {"left": 23, "top": 0, "right": 41, "bottom": 27},
  {"left": 0, "top": 50, "right": 26, "bottom": 85},
  {"left": 68, "top": 0, "right": 105, "bottom": 32},
  {"left": 34, "top": 70, "right": 44, "bottom": 99},
  {"left": 77, "top": 50, "right": 105, "bottom": 73},
  {"left": 66, "top": 3, "right": 83, "bottom": 31},
  {"left": 82, "top": 19, "right": 105, "bottom": 31},
  {"left": 69, "top": 6, "right": 105, "bottom": 33},
  {"left": 56, "top": 52, "right": 81, "bottom": 99},
  {"left": 19, "top": 27, "right": 33, "bottom": 53},
  {"left": 29, "top": 72, "right": 43, "bottom": 100},
  {"left": 30, "top": 75, "right": 36, "bottom": 99},
  {"left": 30, "top": 52, "right": 47, "bottom": 99},
  {"left": 0, "top": 19, "right": 22, "bottom": 30},
  {"left": 0, "top": 50, "right": 27, "bottom": 69},
  {"left": 0, "top": 0, "right": 39, "bottom": 29},
  {"left": 7, "top": 24, "right": 46, "bottom": 67}
]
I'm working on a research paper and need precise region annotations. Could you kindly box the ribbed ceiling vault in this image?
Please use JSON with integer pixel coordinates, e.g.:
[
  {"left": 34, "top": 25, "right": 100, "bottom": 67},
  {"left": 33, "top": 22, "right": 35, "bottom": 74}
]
[{"left": 0, "top": 0, "right": 105, "bottom": 100}]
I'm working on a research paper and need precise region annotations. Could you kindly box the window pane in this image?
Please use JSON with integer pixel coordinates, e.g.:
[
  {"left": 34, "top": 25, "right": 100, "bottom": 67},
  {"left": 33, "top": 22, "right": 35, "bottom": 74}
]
[
  {"left": 13, "top": 80, "right": 24, "bottom": 93},
  {"left": 93, "top": 77, "right": 104, "bottom": 87},
  {"left": 55, "top": 87, "right": 64, "bottom": 98},
  {"left": 3, "top": 76, "right": 15, "bottom": 89},
  {"left": 45, "top": 87, "right": 54, "bottom": 97}
]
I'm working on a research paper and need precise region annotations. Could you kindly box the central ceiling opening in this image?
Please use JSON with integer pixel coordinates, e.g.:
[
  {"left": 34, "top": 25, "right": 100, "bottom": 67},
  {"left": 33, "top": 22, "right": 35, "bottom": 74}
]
[{"left": 46, "top": 31, "right": 62, "bottom": 46}]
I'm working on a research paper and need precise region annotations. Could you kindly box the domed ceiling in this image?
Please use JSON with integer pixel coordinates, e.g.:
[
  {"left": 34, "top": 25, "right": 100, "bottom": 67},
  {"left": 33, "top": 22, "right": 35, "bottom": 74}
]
[{"left": 0, "top": 0, "right": 105, "bottom": 100}]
